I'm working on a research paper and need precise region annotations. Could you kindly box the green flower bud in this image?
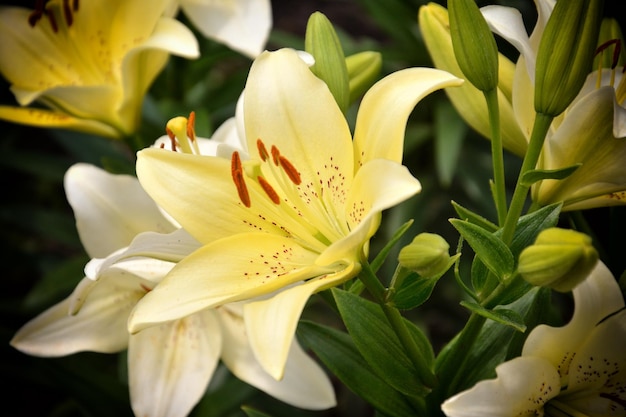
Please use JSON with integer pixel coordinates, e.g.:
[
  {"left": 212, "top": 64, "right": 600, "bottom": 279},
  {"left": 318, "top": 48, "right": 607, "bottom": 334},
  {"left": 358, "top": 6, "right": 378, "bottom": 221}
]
[
  {"left": 518, "top": 228, "right": 598, "bottom": 292},
  {"left": 305, "top": 12, "right": 350, "bottom": 113},
  {"left": 398, "top": 233, "right": 453, "bottom": 277},
  {"left": 448, "top": 0, "right": 499, "bottom": 92},
  {"left": 346, "top": 51, "right": 382, "bottom": 105},
  {"left": 534, "top": 0, "right": 603, "bottom": 117}
]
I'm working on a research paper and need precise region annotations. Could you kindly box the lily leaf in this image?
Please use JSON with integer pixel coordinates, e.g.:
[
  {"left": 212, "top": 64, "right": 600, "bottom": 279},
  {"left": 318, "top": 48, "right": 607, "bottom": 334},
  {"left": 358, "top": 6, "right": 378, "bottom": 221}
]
[
  {"left": 460, "top": 301, "right": 526, "bottom": 332},
  {"left": 241, "top": 406, "right": 274, "bottom": 417},
  {"left": 297, "top": 320, "right": 420, "bottom": 417},
  {"left": 452, "top": 200, "right": 498, "bottom": 232},
  {"left": 332, "top": 288, "right": 433, "bottom": 398},
  {"left": 520, "top": 164, "right": 582, "bottom": 186},
  {"left": 450, "top": 218, "right": 514, "bottom": 281}
]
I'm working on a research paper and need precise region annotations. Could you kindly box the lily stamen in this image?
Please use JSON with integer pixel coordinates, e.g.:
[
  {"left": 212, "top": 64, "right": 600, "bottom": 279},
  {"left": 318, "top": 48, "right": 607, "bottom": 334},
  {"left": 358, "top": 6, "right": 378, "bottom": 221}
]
[
  {"left": 258, "top": 176, "right": 281, "bottom": 205},
  {"left": 231, "top": 151, "right": 251, "bottom": 207},
  {"left": 277, "top": 155, "right": 302, "bottom": 185}
]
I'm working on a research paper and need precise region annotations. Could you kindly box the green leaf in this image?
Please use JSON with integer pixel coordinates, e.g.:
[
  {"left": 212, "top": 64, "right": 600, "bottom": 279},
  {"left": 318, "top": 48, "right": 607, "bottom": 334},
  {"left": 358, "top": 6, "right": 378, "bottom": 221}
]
[
  {"left": 451, "top": 201, "right": 498, "bottom": 232},
  {"left": 241, "top": 406, "right": 274, "bottom": 417},
  {"left": 435, "top": 100, "right": 466, "bottom": 187},
  {"left": 459, "top": 301, "right": 526, "bottom": 332},
  {"left": 297, "top": 320, "right": 420, "bottom": 417},
  {"left": 332, "top": 288, "right": 433, "bottom": 399},
  {"left": 520, "top": 164, "right": 581, "bottom": 186},
  {"left": 450, "top": 218, "right": 514, "bottom": 280}
]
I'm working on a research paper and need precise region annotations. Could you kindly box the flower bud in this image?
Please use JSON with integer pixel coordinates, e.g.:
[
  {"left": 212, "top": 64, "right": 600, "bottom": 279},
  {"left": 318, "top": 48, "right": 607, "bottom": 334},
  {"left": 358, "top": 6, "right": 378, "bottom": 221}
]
[
  {"left": 534, "top": 0, "right": 603, "bottom": 116},
  {"left": 346, "top": 51, "right": 382, "bottom": 104},
  {"left": 448, "top": 0, "right": 499, "bottom": 92},
  {"left": 518, "top": 228, "right": 598, "bottom": 292},
  {"left": 305, "top": 12, "right": 350, "bottom": 113},
  {"left": 398, "top": 233, "right": 453, "bottom": 277}
]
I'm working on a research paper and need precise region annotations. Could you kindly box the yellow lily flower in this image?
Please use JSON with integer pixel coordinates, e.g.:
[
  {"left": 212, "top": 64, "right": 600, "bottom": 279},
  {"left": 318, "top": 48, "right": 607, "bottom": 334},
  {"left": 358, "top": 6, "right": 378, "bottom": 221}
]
[
  {"left": 441, "top": 261, "right": 626, "bottom": 417},
  {"left": 0, "top": 0, "right": 199, "bottom": 139},
  {"left": 421, "top": 1, "right": 626, "bottom": 211},
  {"left": 128, "top": 48, "right": 462, "bottom": 379}
]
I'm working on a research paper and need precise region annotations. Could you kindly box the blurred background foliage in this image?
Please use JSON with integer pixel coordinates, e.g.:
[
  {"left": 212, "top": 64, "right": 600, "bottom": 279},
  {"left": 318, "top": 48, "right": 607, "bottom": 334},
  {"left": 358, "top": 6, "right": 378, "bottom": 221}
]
[{"left": 1, "top": 0, "right": 625, "bottom": 416}]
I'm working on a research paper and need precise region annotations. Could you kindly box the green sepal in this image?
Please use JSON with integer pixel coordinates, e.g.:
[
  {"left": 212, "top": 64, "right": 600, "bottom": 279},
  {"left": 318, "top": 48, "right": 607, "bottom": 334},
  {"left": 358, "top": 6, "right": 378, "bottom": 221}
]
[
  {"left": 332, "top": 288, "right": 434, "bottom": 399},
  {"left": 305, "top": 12, "right": 350, "bottom": 113},
  {"left": 297, "top": 320, "right": 421, "bottom": 417},
  {"left": 241, "top": 407, "right": 274, "bottom": 417}
]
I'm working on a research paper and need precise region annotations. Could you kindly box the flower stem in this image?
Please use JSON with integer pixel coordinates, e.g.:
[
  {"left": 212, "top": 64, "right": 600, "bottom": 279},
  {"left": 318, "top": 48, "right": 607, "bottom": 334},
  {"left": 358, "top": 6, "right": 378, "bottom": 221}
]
[
  {"left": 359, "top": 261, "right": 437, "bottom": 388},
  {"left": 484, "top": 89, "right": 507, "bottom": 226},
  {"left": 501, "top": 112, "right": 554, "bottom": 244}
]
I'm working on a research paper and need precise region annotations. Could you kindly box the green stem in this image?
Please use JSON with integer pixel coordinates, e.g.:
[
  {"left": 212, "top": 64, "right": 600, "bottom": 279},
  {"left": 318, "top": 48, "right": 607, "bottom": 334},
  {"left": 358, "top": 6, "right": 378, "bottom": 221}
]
[
  {"left": 484, "top": 89, "right": 507, "bottom": 226},
  {"left": 359, "top": 261, "right": 437, "bottom": 388},
  {"left": 501, "top": 112, "right": 554, "bottom": 244}
]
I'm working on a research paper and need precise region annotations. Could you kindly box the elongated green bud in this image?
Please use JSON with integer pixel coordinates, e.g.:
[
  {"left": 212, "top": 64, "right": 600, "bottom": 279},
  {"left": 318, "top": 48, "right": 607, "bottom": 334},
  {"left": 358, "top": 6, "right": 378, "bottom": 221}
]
[
  {"left": 346, "top": 51, "right": 382, "bottom": 104},
  {"left": 534, "top": 0, "right": 603, "bottom": 116},
  {"left": 398, "top": 233, "right": 453, "bottom": 278},
  {"left": 518, "top": 228, "right": 598, "bottom": 292},
  {"left": 305, "top": 12, "right": 350, "bottom": 113},
  {"left": 448, "top": 0, "right": 499, "bottom": 92}
]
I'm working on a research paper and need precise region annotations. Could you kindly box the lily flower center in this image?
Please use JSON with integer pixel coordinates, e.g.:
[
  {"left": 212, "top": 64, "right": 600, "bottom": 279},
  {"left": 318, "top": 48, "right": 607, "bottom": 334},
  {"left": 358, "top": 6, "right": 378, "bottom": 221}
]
[
  {"left": 28, "top": 0, "right": 79, "bottom": 32},
  {"left": 230, "top": 139, "right": 349, "bottom": 251}
]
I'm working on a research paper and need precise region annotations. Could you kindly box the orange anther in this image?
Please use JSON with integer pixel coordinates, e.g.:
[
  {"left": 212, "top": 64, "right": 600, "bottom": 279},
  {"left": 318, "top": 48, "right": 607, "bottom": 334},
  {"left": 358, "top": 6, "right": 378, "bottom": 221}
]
[
  {"left": 258, "top": 176, "right": 281, "bottom": 204},
  {"left": 271, "top": 145, "right": 281, "bottom": 166},
  {"left": 165, "top": 127, "right": 177, "bottom": 151},
  {"left": 257, "top": 139, "right": 269, "bottom": 162},
  {"left": 187, "top": 111, "right": 196, "bottom": 142},
  {"left": 231, "top": 152, "right": 251, "bottom": 207},
  {"left": 278, "top": 156, "right": 302, "bottom": 185}
]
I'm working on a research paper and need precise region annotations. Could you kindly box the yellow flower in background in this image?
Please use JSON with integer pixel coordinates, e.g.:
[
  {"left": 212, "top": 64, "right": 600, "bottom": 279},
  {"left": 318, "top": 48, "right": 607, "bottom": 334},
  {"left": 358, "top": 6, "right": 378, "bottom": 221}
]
[
  {"left": 128, "top": 48, "right": 462, "bottom": 380},
  {"left": 0, "top": 0, "right": 199, "bottom": 139},
  {"left": 421, "top": 0, "right": 626, "bottom": 211},
  {"left": 441, "top": 261, "right": 626, "bottom": 417}
]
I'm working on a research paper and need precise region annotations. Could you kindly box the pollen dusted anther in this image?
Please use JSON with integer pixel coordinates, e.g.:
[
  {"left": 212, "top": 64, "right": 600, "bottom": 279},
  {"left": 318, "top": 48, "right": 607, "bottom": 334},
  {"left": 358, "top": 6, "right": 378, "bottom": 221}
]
[{"left": 28, "top": 0, "right": 79, "bottom": 30}]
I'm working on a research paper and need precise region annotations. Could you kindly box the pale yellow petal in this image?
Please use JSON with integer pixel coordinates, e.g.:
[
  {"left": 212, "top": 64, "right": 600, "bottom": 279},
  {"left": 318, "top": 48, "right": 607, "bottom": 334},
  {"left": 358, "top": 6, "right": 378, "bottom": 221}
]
[
  {"left": 128, "top": 310, "right": 221, "bottom": 417},
  {"left": 353, "top": 67, "right": 463, "bottom": 167},
  {"left": 219, "top": 303, "right": 336, "bottom": 409},
  {"left": 128, "top": 233, "right": 328, "bottom": 333}
]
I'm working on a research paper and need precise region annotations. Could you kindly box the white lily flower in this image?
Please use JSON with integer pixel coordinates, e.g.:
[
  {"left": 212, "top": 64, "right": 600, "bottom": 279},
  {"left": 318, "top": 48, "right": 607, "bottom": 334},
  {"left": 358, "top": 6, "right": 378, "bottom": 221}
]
[
  {"left": 11, "top": 160, "right": 336, "bottom": 417},
  {"left": 441, "top": 260, "right": 626, "bottom": 417}
]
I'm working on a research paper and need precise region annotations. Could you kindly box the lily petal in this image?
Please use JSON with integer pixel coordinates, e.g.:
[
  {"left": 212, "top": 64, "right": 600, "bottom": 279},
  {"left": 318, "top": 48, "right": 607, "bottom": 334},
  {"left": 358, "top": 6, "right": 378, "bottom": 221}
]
[
  {"left": 318, "top": 159, "right": 421, "bottom": 266},
  {"left": 243, "top": 48, "right": 354, "bottom": 205},
  {"left": 65, "top": 163, "right": 176, "bottom": 258},
  {"left": 0, "top": 106, "right": 119, "bottom": 138},
  {"left": 522, "top": 261, "right": 625, "bottom": 378},
  {"left": 353, "top": 67, "right": 463, "bottom": 167},
  {"left": 219, "top": 304, "right": 336, "bottom": 409},
  {"left": 243, "top": 277, "right": 339, "bottom": 380},
  {"left": 128, "top": 233, "right": 327, "bottom": 333},
  {"left": 441, "top": 356, "right": 561, "bottom": 417},
  {"left": 128, "top": 310, "right": 221, "bottom": 417},
  {"left": 178, "top": 0, "right": 271, "bottom": 58},
  {"left": 10, "top": 275, "right": 142, "bottom": 356}
]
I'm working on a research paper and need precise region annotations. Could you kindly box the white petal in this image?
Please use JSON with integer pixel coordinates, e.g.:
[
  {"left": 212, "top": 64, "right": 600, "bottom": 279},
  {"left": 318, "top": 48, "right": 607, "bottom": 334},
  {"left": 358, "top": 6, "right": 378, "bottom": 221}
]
[
  {"left": 441, "top": 357, "right": 560, "bottom": 417},
  {"left": 481, "top": 5, "right": 536, "bottom": 82},
  {"left": 179, "top": 0, "right": 271, "bottom": 58},
  {"left": 523, "top": 262, "right": 625, "bottom": 377},
  {"left": 129, "top": 310, "right": 221, "bottom": 417},
  {"left": 11, "top": 275, "right": 141, "bottom": 356},
  {"left": 64, "top": 163, "right": 176, "bottom": 258},
  {"left": 218, "top": 304, "right": 336, "bottom": 409}
]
